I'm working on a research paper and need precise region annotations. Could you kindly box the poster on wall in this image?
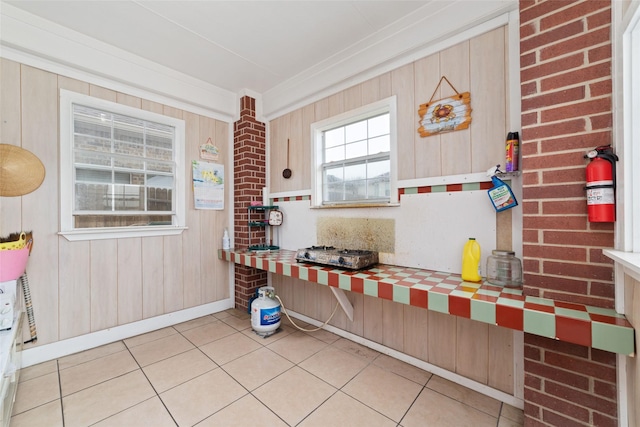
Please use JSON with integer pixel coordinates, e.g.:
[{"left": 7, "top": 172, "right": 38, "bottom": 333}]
[{"left": 192, "top": 160, "right": 224, "bottom": 210}]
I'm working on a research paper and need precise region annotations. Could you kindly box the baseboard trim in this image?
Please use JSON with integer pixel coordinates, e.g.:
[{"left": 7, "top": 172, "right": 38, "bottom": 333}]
[{"left": 21, "top": 299, "right": 234, "bottom": 367}]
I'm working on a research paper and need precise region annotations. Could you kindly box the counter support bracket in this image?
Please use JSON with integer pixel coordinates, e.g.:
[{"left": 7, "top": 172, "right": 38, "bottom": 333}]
[{"left": 329, "top": 287, "right": 353, "bottom": 322}]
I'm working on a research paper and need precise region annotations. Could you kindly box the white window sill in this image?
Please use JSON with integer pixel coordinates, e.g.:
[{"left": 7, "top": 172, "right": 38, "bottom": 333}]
[
  {"left": 59, "top": 226, "right": 188, "bottom": 242},
  {"left": 310, "top": 203, "right": 401, "bottom": 209},
  {"left": 603, "top": 249, "right": 640, "bottom": 282}
]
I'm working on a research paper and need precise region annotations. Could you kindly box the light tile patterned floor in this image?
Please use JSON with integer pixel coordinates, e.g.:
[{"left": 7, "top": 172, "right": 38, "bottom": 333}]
[{"left": 11, "top": 309, "right": 524, "bottom": 427}]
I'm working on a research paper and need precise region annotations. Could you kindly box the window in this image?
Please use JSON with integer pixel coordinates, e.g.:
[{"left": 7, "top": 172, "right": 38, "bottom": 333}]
[
  {"left": 60, "top": 90, "right": 186, "bottom": 240},
  {"left": 312, "top": 97, "right": 397, "bottom": 206}
]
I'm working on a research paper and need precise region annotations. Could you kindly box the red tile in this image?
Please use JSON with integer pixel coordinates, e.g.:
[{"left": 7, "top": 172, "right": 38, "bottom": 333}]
[
  {"left": 556, "top": 316, "right": 591, "bottom": 348},
  {"left": 290, "top": 265, "right": 299, "bottom": 279},
  {"left": 589, "top": 313, "right": 632, "bottom": 327},
  {"left": 446, "top": 183, "right": 463, "bottom": 192},
  {"left": 275, "top": 262, "right": 283, "bottom": 275},
  {"left": 328, "top": 272, "right": 339, "bottom": 287},
  {"left": 308, "top": 268, "right": 318, "bottom": 283},
  {"left": 480, "top": 181, "right": 493, "bottom": 190},
  {"left": 378, "top": 282, "right": 393, "bottom": 300},
  {"left": 418, "top": 186, "right": 432, "bottom": 193},
  {"left": 472, "top": 293, "right": 499, "bottom": 303},
  {"left": 351, "top": 277, "right": 364, "bottom": 294},
  {"left": 499, "top": 293, "right": 525, "bottom": 301},
  {"left": 449, "top": 295, "right": 471, "bottom": 318},
  {"left": 410, "top": 288, "right": 428, "bottom": 308},
  {"left": 554, "top": 301, "right": 588, "bottom": 311},
  {"left": 524, "top": 302, "right": 555, "bottom": 313},
  {"left": 496, "top": 304, "right": 524, "bottom": 330},
  {"left": 430, "top": 286, "right": 453, "bottom": 294}
]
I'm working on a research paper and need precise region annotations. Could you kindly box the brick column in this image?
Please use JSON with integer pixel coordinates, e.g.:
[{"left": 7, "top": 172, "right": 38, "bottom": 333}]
[
  {"left": 519, "top": 1, "right": 617, "bottom": 426},
  {"left": 233, "top": 96, "right": 267, "bottom": 310}
]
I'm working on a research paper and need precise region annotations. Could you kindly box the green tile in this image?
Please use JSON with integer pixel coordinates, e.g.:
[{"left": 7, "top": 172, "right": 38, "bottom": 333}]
[
  {"left": 339, "top": 275, "right": 352, "bottom": 291},
  {"left": 592, "top": 322, "right": 635, "bottom": 355},
  {"left": 412, "top": 284, "right": 433, "bottom": 291},
  {"left": 282, "top": 264, "right": 291, "bottom": 276},
  {"left": 585, "top": 306, "right": 625, "bottom": 317},
  {"left": 298, "top": 268, "right": 308, "bottom": 281},
  {"left": 428, "top": 292, "right": 448, "bottom": 313},
  {"left": 524, "top": 296, "right": 555, "bottom": 306},
  {"left": 471, "top": 299, "right": 496, "bottom": 324},
  {"left": 496, "top": 297, "right": 525, "bottom": 308},
  {"left": 450, "top": 289, "right": 474, "bottom": 299},
  {"left": 476, "top": 289, "right": 501, "bottom": 298},
  {"left": 364, "top": 279, "right": 378, "bottom": 297},
  {"left": 317, "top": 270, "right": 328, "bottom": 285},
  {"left": 431, "top": 185, "right": 446, "bottom": 193},
  {"left": 462, "top": 182, "right": 480, "bottom": 191},
  {"left": 404, "top": 187, "right": 418, "bottom": 195},
  {"left": 393, "top": 286, "right": 410, "bottom": 305},
  {"left": 524, "top": 310, "right": 556, "bottom": 338},
  {"left": 555, "top": 307, "right": 590, "bottom": 320}
]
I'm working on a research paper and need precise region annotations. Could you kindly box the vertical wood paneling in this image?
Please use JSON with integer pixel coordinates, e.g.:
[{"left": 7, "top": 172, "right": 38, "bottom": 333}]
[
  {"left": 214, "top": 118, "right": 230, "bottom": 299},
  {"left": 382, "top": 299, "right": 403, "bottom": 351},
  {"left": 0, "top": 59, "right": 22, "bottom": 234},
  {"left": 488, "top": 325, "right": 514, "bottom": 394},
  {"left": 314, "top": 98, "right": 330, "bottom": 122},
  {"left": 428, "top": 311, "right": 456, "bottom": 371},
  {"left": 182, "top": 111, "right": 202, "bottom": 308},
  {"left": 269, "top": 115, "right": 284, "bottom": 193},
  {"left": 142, "top": 236, "right": 164, "bottom": 318},
  {"left": 303, "top": 280, "right": 319, "bottom": 320},
  {"left": 329, "top": 294, "right": 348, "bottom": 331},
  {"left": 403, "top": 305, "right": 429, "bottom": 361},
  {"left": 470, "top": 28, "right": 506, "bottom": 172},
  {"left": 58, "top": 240, "right": 91, "bottom": 339},
  {"left": 20, "top": 65, "right": 60, "bottom": 345},
  {"left": 163, "top": 235, "right": 184, "bottom": 312},
  {"left": 455, "top": 317, "right": 489, "bottom": 384},
  {"left": 141, "top": 99, "right": 164, "bottom": 114},
  {"left": 363, "top": 295, "right": 383, "bottom": 343},
  {"left": 392, "top": 63, "right": 416, "bottom": 180},
  {"left": 89, "top": 85, "right": 116, "bottom": 101},
  {"left": 292, "top": 276, "right": 305, "bottom": 313},
  {"left": 328, "top": 92, "right": 344, "bottom": 117},
  {"left": 440, "top": 41, "right": 471, "bottom": 176},
  {"left": 116, "top": 92, "right": 141, "bottom": 108},
  {"left": 301, "top": 104, "right": 315, "bottom": 190},
  {"left": 91, "top": 239, "right": 118, "bottom": 330},
  {"left": 414, "top": 55, "right": 443, "bottom": 178},
  {"left": 289, "top": 108, "right": 303, "bottom": 192},
  {"left": 198, "top": 115, "right": 218, "bottom": 302},
  {"left": 344, "top": 84, "right": 362, "bottom": 111},
  {"left": 117, "top": 238, "right": 143, "bottom": 324},
  {"left": 361, "top": 76, "right": 381, "bottom": 105},
  {"left": 344, "top": 292, "right": 364, "bottom": 337}
]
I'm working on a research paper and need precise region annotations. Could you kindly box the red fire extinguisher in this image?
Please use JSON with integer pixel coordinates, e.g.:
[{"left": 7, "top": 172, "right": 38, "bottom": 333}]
[{"left": 584, "top": 145, "right": 618, "bottom": 222}]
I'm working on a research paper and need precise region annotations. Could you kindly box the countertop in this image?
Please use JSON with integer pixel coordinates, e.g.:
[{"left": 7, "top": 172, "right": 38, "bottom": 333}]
[{"left": 219, "top": 248, "right": 635, "bottom": 355}]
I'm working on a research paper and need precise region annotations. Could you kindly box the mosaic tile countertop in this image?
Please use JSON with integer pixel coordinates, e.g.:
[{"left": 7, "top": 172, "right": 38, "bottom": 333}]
[{"left": 219, "top": 249, "right": 635, "bottom": 355}]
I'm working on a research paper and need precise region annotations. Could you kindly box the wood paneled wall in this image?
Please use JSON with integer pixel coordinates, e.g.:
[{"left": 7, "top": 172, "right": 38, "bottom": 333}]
[
  {"left": 269, "top": 27, "right": 508, "bottom": 193},
  {"left": 0, "top": 59, "right": 231, "bottom": 347}
]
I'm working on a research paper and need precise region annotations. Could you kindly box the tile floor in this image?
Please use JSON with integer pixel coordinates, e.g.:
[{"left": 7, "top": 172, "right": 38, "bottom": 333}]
[{"left": 11, "top": 309, "right": 524, "bottom": 427}]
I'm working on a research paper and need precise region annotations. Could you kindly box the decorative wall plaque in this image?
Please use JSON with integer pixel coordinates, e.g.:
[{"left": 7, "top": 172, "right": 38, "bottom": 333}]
[
  {"left": 418, "top": 76, "right": 472, "bottom": 137},
  {"left": 199, "top": 137, "right": 219, "bottom": 161}
]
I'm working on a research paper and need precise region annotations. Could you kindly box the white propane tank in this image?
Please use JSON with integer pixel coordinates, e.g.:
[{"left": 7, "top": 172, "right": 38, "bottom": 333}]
[{"left": 251, "top": 286, "right": 281, "bottom": 336}]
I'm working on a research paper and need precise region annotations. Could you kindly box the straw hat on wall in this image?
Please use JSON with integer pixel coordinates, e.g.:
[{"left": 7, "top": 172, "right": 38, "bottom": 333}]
[{"left": 0, "top": 144, "right": 46, "bottom": 197}]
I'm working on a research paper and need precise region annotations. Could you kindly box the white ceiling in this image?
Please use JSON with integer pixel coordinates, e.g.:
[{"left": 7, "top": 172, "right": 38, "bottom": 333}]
[{"left": 1, "top": 1, "right": 516, "bottom": 118}]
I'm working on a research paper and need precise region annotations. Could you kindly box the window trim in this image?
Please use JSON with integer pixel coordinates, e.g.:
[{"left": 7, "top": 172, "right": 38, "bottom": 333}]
[
  {"left": 310, "top": 96, "right": 397, "bottom": 208},
  {"left": 59, "top": 89, "right": 186, "bottom": 241}
]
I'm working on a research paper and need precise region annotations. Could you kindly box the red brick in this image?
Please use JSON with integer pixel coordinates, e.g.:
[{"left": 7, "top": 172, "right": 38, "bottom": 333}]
[
  {"left": 523, "top": 171, "right": 540, "bottom": 186},
  {"left": 540, "top": 1, "right": 610, "bottom": 31},
  {"left": 544, "top": 351, "right": 617, "bottom": 382},
  {"left": 524, "top": 215, "right": 586, "bottom": 230},
  {"left": 545, "top": 381, "right": 617, "bottom": 416},
  {"left": 525, "top": 388, "right": 590, "bottom": 422},
  {"left": 521, "top": 86, "right": 585, "bottom": 111},
  {"left": 523, "top": 229, "right": 539, "bottom": 243},
  {"left": 542, "top": 291, "right": 613, "bottom": 308},
  {"left": 521, "top": 141, "right": 540, "bottom": 156},
  {"left": 521, "top": 53, "right": 584, "bottom": 84},
  {"left": 520, "top": 0, "right": 576, "bottom": 26},
  {"left": 525, "top": 333, "right": 590, "bottom": 358},
  {"left": 540, "top": 132, "right": 611, "bottom": 154},
  {"left": 522, "top": 183, "right": 585, "bottom": 200},
  {"left": 589, "top": 45, "right": 612, "bottom": 64},
  {"left": 521, "top": 21, "right": 584, "bottom": 55},
  {"left": 590, "top": 348, "right": 617, "bottom": 366},
  {"left": 593, "top": 379, "right": 617, "bottom": 400},
  {"left": 523, "top": 273, "right": 588, "bottom": 295},
  {"left": 541, "top": 62, "right": 612, "bottom": 92},
  {"left": 590, "top": 281, "right": 615, "bottom": 299},
  {"left": 522, "top": 119, "right": 586, "bottom": 140},
  {"left": 540, "top": 27, "right": 611, "bottom": 62},
  {"left": 589, "top": 248, "right": 613, "bottom": 264},
  {"left": 524, "top": 244, "right": 586, "bottom": 262},
  {"left": 593, "top": 412, "right": 617, "bottom": 427},
  {"left": 543, "top": 230, "right": 613, "bottom": 247},
  {"left": 543, "top": 260, "right": 612, "bottom": 281},
  {"left": 590, "top": 113, "right": 613, "bottom": 130},
  {"left": 525, "top": 360, "right": 589, "bottom": 390},
  {"left": 541, "top": 98, "right": 612, "bottom": 123},
  {"left": 542, "top": 200, "right": 586, "bottom": 215},
  {"left": 542, "top": 167, "right": 585, "bottom": 183},
  {"left": 522, "top": 111, "right": 539, "bottom": 126},
  {"left": 521, "top": 81, "right": 538, "bottom": 97},
  {"left": 587, "top": 8, "right": 613, "bottom": 31},
  {"left": 525, "top": 344, "right": 542, "bottom": 361},
  {"left": 524, "top": 400, "right": 542, "bottom": 419},
  {"left": 542, "top": 409, "right": 590, "bottom": 427},
  {"left": 525, "top": 374, "right": 543, "bottom": 390},
  {"left": 523, "top": 201, "right": 540, "bottom": 215}
]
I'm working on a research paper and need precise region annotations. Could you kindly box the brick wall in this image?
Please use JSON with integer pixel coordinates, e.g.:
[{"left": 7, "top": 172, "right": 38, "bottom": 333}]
[
  {"left": 233, "top": 96, "right": 268, "bottom": 310},
  {"left": 520, "top": 1, "right": 618, "bottom": 425}
]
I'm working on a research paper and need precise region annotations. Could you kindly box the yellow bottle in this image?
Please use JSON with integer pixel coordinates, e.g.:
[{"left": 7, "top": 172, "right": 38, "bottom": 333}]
[{"left": 462, "top": 238, "right": 482, "bottom": 282}]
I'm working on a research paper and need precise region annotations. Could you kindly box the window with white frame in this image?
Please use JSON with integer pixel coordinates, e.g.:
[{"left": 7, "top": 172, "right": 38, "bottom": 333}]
[
  {"left": 312, "top": 97, "right": 397, "bottom": 206},
  {"left": 60, "top": 90, "right": 185, "bottom": 240}
]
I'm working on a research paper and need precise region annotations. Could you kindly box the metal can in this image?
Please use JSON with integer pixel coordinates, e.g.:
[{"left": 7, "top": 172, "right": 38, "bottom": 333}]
[{"left": 505, "top": 131, "right": 519, "bottom": 172}]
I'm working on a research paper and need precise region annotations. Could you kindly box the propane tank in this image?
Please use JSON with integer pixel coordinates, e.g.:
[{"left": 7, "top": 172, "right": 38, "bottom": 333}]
[
  {"left": 585, "top": 146, "right": 618, "bottom": 223},
  {"left": 251, "top": 286, "right": 281, "bottom": 336}
]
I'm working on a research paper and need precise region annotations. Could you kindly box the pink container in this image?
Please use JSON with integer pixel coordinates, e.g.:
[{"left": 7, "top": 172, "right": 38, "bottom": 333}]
[{"left": 0, "top": 248, "right": 30, "bottom": 282}]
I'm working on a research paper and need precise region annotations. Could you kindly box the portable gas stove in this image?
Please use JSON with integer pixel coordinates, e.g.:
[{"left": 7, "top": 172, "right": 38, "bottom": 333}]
[{"left": 294, "top": 246, "right": 379, "bottom": 270}]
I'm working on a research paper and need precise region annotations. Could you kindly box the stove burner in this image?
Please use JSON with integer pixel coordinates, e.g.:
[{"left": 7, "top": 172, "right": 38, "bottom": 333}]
[{"left": 294, "top": 246, "right": 378, "bottom": 270}]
